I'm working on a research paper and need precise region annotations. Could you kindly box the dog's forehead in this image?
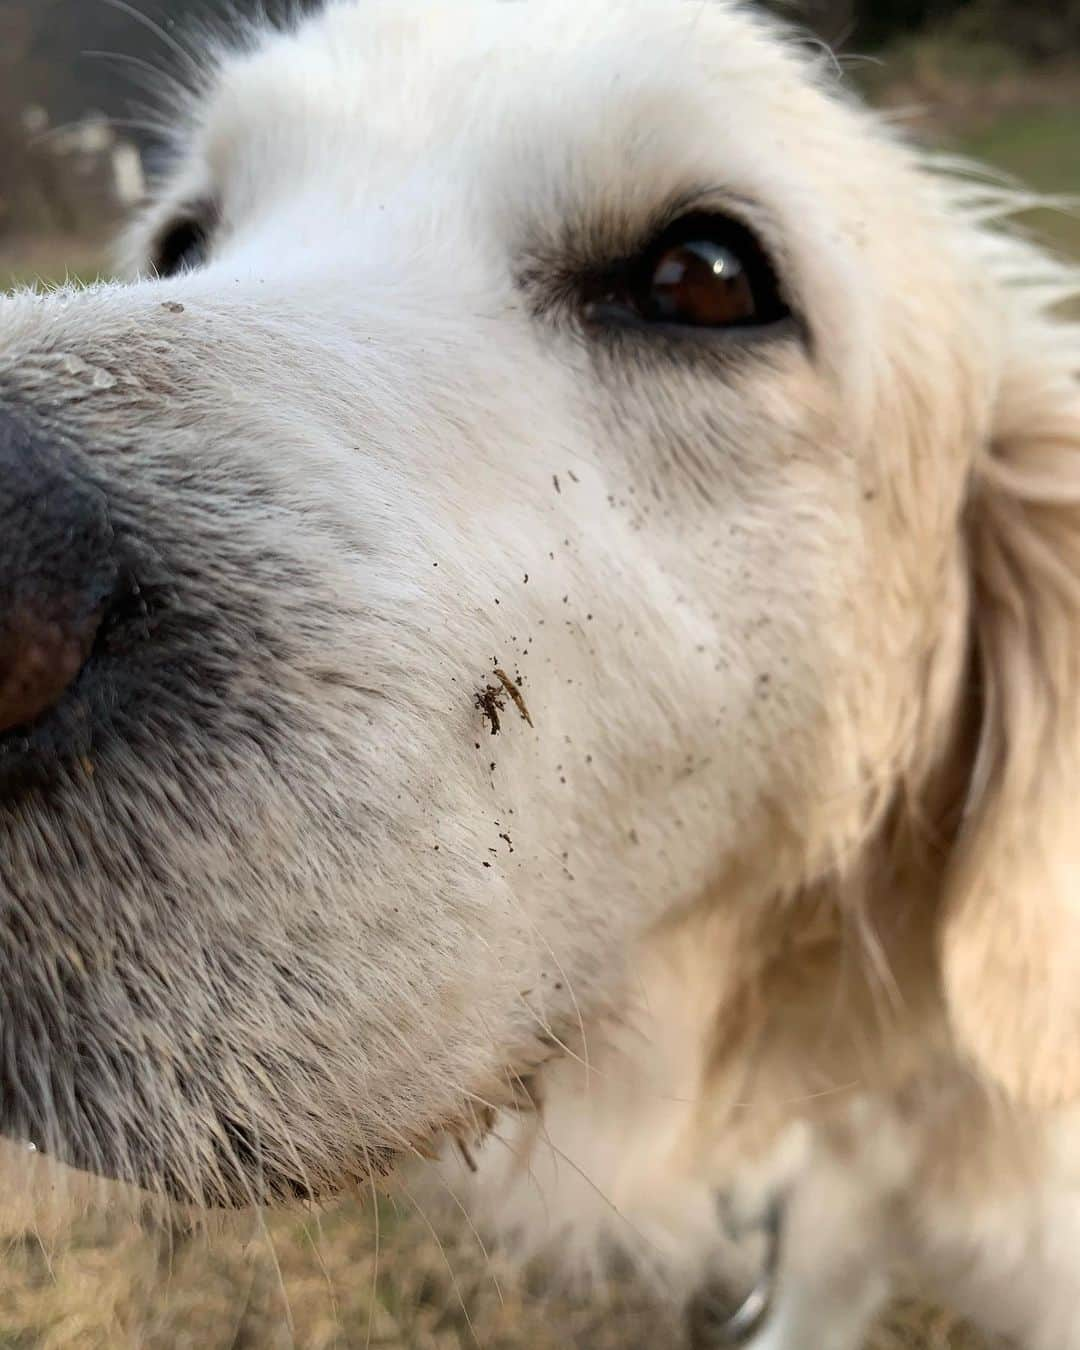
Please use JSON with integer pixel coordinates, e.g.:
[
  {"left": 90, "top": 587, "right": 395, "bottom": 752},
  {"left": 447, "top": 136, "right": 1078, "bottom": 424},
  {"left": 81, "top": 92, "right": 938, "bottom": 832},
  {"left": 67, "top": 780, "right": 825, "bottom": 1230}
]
[{"left": 199, "top": 0, "right": 829, "bottom": 198}]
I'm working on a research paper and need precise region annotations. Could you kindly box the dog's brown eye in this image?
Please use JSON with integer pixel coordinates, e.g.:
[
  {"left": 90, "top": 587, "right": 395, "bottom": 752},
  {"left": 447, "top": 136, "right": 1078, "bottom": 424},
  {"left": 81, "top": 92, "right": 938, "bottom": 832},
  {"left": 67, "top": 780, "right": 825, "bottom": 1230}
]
[
  {"left": 640, "top": 239, "right": 756, "bottom": 326},
  {"left": 153, "top": 213, "right": 213, "bottom": 278},
  {"left": 591, "top": 212, "right": 791, "bottom": 334}
]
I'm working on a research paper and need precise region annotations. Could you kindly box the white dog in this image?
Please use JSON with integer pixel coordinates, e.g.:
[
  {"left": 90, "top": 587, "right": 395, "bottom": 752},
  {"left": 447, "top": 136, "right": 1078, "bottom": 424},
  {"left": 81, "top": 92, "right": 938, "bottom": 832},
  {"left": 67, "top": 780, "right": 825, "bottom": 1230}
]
[{"left": 1, "top": 3, "right": 1079, "bottom": 1346}]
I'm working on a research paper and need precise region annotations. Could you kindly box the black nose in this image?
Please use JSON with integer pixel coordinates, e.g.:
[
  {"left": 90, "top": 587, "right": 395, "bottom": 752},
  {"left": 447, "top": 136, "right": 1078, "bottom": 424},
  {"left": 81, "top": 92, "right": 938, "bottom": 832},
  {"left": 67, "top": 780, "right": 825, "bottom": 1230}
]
[{"left": 0, "top": 414, "right": 117, "bottom": 735}]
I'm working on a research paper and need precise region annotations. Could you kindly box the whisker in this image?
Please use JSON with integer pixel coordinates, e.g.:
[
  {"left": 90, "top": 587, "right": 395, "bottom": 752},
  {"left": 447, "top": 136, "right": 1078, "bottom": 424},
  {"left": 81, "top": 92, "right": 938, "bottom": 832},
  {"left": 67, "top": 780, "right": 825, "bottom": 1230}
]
[
  {"left": 221, "top": 1247, "right": 262, "bottom": 1350},
  {"left": 503, "top": 895, "right": 594, "bottom": 1081},
  {"left": 250, "top": 1202, "right": 296, "bottom": 1343},
  {"left": 98, "top": 0, "right": 202, "bottom": 71},
  {"left": 354, "top": 1133, "right": 382, "bottom": 1350},
  {"left": 409, "top": 1148, "right": 505, "bottom": 1309},
  {"left": 80, "top": 49, "right": 198, "bottom": 110},
  {"left": 514, "top": 993, "right": 596, "bottom": 1076},
  {"left": 298, "top": 1212, "right": 341, "bottom": 1335},
  {"left": 397, "top": 1177, "right": 483, "bottom": 1349},
  {"left": 527, "top": 1127, "right": 669, "bottom": 1266},
  {"left": 31, "top": 115, "right": 180, "bottom": 147}
]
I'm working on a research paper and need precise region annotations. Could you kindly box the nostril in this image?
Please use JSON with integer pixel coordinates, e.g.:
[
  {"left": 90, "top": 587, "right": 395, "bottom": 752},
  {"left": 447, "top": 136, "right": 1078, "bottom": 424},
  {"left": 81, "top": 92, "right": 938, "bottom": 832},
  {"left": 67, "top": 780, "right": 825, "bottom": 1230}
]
[
  {"left": 0, "top": 602, "right": 105, "bottom": 735},
  {"left": 0, "top": 411, "right": 119, "bottom": 737}
]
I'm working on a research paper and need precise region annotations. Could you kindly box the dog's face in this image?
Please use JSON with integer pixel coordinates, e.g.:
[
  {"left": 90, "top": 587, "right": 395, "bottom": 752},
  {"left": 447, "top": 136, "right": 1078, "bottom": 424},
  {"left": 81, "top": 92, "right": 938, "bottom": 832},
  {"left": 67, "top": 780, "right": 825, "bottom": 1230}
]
[{"left": 1, "top": 0, "right": 1071, "bottom": 1203}]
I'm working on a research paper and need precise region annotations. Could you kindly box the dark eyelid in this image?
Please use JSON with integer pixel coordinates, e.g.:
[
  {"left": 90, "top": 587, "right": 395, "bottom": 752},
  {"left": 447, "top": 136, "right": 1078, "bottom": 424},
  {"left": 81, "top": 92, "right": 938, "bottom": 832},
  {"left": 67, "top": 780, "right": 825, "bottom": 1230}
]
[
  {"left": 585, "top": 188, "right": 785, "bottom": 291},
  {"left": 585, "top": 300, "right": 799, "bottom": 338}
]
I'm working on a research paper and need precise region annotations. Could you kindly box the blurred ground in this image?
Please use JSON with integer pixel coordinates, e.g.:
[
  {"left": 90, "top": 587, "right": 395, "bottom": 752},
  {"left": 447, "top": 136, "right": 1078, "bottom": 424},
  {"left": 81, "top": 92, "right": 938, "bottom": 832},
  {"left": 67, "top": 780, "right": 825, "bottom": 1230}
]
[
  {"left": 0, "top": 229, "right": 115, "bottom": 292},
  {"left": 863, "top": 48, "right": 1080, "bottom": 258},
  {"left": 960, "top": 107, "right": 1080, "bottom": 257},
  {"left": 0, "top": 1180, "right": 1012, "bottom": 1350},
  {"left": 0, "top": 26, "right": 1076, "bottom": 1350}
]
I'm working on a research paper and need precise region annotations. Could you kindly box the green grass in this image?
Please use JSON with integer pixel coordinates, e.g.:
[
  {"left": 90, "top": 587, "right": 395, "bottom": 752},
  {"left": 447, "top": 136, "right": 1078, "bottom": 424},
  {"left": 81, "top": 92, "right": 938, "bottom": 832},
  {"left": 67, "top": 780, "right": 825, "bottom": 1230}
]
[
  {"left": 0, "top": 236, "right": 110, "bottom": 293},
  {"left": 958, "top": 107, "right": 1080, "bottom": 257}
]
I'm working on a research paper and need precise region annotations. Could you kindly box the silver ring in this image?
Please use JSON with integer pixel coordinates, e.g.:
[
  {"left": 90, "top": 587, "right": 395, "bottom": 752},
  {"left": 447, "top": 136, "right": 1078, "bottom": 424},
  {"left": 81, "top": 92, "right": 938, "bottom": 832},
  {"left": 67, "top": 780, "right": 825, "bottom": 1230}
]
[{"left": 687, "top": 1199, "right": 781, "bottom": 1347}]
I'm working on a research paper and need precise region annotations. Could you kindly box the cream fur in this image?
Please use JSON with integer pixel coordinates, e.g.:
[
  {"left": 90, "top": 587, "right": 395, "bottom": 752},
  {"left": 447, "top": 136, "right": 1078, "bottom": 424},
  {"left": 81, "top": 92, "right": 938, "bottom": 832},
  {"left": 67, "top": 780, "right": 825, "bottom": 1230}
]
[{"left": 1, "top": 2, "right": 1079, "bottom": 1345}]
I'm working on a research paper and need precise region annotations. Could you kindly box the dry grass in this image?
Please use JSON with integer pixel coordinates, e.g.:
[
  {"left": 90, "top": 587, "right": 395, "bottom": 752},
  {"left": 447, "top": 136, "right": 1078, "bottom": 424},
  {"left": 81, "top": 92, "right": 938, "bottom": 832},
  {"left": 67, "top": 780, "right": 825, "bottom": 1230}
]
[
  {"left": 0, "top": 1187, "right": 1010, "bottom": 1350},
  {"left": 0, "top": 1148, "right": 1008, "bottom": 1350}
]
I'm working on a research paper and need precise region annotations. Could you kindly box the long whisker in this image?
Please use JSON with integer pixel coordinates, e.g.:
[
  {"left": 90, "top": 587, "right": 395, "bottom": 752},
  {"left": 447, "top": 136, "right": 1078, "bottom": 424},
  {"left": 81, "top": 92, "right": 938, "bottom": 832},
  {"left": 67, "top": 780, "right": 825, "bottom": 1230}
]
[
  {"left": 98, "top": 0, "right": 202, "bottom": 70},
  {"left": 31, "top": 115, "right": 180, "bottom": 146},
  {"left": 298, "top": 1212, "right": 341, "bottom": 1336},
  {"left": 397, "top": 1177, "right": 483, "bottom": 1349},
  {"left": 525, "top": 1125, "right": 669, "bottom": 1267},
  {"left": 408, "top": 1149, "right": 506, "bottom": 1309},
  {"left": 250, "top": 1203, "right": 296, "bottom": 1343},
  {"left": 81, "top": 49, "right": 197, "bottom": 109},
  {"left": 353, "top": 1133, "right": 383, "bottom": 1350}
]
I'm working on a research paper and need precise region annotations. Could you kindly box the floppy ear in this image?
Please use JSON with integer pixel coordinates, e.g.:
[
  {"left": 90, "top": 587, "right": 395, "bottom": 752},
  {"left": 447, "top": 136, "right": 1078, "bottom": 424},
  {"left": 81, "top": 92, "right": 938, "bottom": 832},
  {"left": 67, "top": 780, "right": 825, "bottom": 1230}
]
[{"left": 940, "top": 302, "right": 1080, "bottom": 1107}]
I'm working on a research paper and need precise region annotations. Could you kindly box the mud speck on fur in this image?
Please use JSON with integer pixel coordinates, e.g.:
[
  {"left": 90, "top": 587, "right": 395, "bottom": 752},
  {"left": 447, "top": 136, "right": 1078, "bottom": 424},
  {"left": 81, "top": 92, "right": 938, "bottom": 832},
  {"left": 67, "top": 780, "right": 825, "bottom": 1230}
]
[{"left": 475, "top": 684, "right": 506, "bottom": 734}]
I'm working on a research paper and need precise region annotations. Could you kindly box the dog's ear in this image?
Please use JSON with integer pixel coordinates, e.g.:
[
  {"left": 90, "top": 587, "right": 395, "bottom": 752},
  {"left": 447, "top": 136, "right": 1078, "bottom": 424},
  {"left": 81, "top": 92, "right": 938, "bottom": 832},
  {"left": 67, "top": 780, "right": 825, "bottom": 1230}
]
[{"left": 939, "top": 302, "right": 1080, "bottom": 1107}]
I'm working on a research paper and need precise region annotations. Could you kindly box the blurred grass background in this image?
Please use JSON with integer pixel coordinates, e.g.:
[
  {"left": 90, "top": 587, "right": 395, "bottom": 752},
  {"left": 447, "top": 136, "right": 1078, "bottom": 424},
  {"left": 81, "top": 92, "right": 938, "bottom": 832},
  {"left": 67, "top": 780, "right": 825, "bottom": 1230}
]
[
  {"left": 0, "top": 1163, "right": 1012, "bottom": 1350},
  {"left": 0, "top": 2, "right": 1076, "bottom": 1346}
]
